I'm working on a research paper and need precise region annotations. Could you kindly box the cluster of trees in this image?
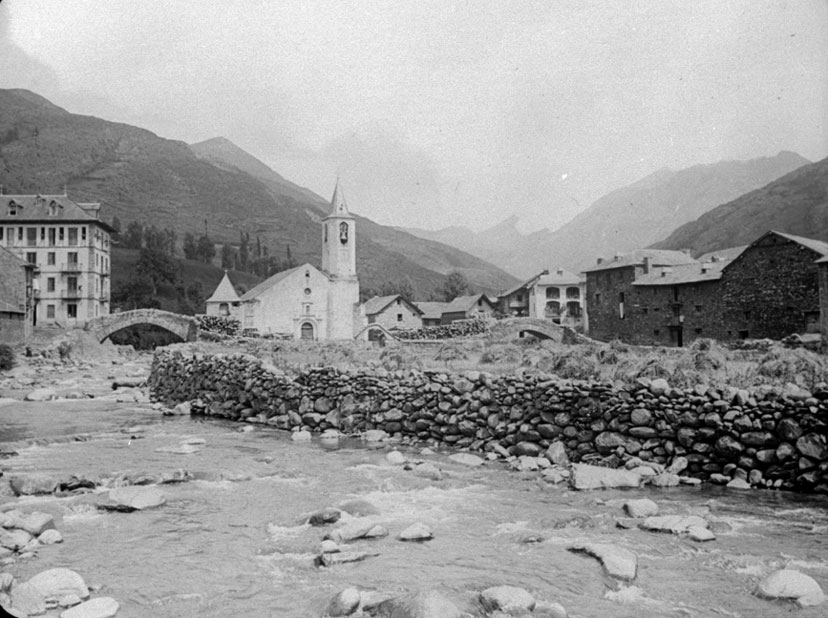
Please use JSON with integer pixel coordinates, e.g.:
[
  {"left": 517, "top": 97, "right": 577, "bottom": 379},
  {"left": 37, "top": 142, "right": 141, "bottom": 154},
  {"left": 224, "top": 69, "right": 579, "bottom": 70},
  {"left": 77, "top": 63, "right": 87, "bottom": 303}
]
[{"left": 217, "top": 231, "right": 297, "bottom": 278}]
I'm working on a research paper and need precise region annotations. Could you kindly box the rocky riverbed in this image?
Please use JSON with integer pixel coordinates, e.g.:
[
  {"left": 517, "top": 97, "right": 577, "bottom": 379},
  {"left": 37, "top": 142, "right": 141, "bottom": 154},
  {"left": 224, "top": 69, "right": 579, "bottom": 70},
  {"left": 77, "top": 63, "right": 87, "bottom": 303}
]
[{"left": 0, "top": 352, "right": 826, "bottom": 617}]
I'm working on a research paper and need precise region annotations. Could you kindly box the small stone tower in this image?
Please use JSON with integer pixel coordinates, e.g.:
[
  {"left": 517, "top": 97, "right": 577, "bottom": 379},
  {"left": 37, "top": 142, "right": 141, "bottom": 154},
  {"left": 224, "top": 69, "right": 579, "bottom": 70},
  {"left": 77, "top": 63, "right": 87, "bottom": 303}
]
[{"left": 321, "top": 180, "right": 359, "bottom": 339}]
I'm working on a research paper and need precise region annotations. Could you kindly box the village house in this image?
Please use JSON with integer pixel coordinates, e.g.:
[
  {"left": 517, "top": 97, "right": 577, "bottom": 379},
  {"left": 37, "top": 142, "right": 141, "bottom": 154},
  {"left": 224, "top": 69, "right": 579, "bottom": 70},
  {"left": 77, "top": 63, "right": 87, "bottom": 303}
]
[
  {"left": 498, "top": 268, "right": 587, "bottom": 329},
  {"left": 0, "top": 193, "right": 113, "bottom": 328},
  {"left": 0, "top": 246, "right": 36, "bottom": 342},
  {"left": 362, "top": 294, "right": 423, "bottom": 330},
  {"left": 586, "top": 231, "right": 828, "bottom": 346},
  {"left": 440, "top": 294, "right": 497, "bottom": 323},
  {"left": 204, "top": 271, "right": 242, "bottom": 319},
  {"left": 414, "top": 302, "right": 446, "bottom": 327},
  {"left": 205, "top": 181, "right": 360, "bottom": 340}
]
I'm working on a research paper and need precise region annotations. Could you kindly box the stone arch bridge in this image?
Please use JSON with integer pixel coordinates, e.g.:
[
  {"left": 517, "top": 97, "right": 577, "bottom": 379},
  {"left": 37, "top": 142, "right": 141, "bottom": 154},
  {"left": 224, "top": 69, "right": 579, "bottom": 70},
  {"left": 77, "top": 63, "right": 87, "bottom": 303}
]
[
  {"left": 85, "top": 309, "right": 198, "bottom": 343},
  {"left": 487, "top": 317, "right": 574, "bottom": 342}
]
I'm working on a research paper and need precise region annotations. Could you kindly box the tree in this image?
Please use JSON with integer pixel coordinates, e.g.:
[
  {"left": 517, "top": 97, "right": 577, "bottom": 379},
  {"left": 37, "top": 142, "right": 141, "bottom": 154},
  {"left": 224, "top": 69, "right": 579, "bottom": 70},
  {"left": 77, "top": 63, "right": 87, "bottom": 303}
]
[
  {"left": 111, "top": 273, "right": 154, "bottom": 310},
  {"left": 136, "top": 247, "right": 178, "bottom": 294},
  {"left": 183, "top": 233, "right": 198, "bottom": 260},
  {"left": 442, "top": 270, "right": 470, "bottom": 301},
  {"left": 220, "top": 244, "right": 235, "bottom": 270},
  {"left": 123, "top": 222, "right": 144, "bottom": 249},
  {"left": 379, "top": 278, "right": 415, "bottom": 302},
  {"left": 111, "top": 216, "right": 122, "bottom": 242},
  {"left": 238, "top": 230, "right": 250, "bottom": 272},
  {"left": 285, "top": 245, "right": 295, "bottom": 269},
  {"left": 196, "top": 234, "right": 216, "bottom": 264}
]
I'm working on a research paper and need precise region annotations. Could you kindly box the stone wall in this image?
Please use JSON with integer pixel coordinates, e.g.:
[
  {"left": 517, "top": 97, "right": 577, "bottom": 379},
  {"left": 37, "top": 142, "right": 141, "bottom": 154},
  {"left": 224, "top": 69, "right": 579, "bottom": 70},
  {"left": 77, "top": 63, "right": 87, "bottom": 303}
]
[
  {"left": 394, "top": 319, "right": 489, "bottom": 340},
  {"left": 149, "top": 350, "right": 828, "bottom": 492}
]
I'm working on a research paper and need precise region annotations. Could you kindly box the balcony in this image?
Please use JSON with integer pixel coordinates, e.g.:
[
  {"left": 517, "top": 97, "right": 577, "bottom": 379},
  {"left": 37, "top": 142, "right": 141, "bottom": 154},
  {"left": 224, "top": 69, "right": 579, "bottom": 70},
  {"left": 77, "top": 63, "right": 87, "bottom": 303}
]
[
  {"left": 62, "top": 288, "right": 82, "bottom": 299},
  {"left": 60, "top": 262, "right": 82, "bottom": 272}
]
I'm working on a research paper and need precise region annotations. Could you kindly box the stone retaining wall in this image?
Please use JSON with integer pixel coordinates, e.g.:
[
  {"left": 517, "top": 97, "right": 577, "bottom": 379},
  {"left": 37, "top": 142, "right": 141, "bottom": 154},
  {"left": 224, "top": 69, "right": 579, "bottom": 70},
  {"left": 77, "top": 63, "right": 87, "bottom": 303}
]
[{"left": 149, "top": 351, "right": 828, "bottom": 492}]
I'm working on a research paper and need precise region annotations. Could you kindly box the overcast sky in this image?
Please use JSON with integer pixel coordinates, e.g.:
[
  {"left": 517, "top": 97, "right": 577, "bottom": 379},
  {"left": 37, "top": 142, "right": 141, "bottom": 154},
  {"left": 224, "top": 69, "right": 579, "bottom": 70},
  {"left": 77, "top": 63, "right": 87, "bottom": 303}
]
[{"left": 1, "top": 0, "right": 826, "bottom": 232}]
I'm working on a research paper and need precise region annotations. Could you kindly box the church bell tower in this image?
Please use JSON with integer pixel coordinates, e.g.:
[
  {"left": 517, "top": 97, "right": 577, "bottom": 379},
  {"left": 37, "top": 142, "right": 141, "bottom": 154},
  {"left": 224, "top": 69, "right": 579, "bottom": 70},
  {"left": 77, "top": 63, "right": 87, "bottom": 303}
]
[{"left": 322, "top": 179, "right": 356, "bottom": 279}]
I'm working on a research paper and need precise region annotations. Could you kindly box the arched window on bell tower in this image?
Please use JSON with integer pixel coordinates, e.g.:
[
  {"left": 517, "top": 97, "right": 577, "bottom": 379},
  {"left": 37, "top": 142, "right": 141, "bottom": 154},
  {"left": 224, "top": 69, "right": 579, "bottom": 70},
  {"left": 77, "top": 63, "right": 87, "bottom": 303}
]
[{"left": 339, "top": 222, "right": 348, "bottom": 244}]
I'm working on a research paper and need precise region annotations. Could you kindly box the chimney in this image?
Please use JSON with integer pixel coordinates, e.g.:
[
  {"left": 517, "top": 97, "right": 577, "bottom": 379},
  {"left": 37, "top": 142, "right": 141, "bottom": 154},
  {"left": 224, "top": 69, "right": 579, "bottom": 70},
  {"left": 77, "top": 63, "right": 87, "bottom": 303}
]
[
  {"left": 613, "top": 254, "right": 621, "bottom": 261},
  {"left": 596, "top": 257, "right": 603, "bottom": 265},
  {"left": 643, "top": 256, "right": 651, "bottom": 274},
  {"left": 557, "top": 268, "right": 564, "bottom": 276},
  {"left": 701, "top": 265, "right": 709, "bottom": 274}
]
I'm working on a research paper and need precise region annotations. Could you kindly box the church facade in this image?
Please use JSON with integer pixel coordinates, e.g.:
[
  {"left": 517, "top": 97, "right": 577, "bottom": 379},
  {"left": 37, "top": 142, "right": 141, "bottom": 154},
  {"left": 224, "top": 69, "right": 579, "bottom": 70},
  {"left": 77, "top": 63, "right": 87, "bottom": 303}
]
[{"left": 206, "top": 182, "right": 360, "bottom": 340}]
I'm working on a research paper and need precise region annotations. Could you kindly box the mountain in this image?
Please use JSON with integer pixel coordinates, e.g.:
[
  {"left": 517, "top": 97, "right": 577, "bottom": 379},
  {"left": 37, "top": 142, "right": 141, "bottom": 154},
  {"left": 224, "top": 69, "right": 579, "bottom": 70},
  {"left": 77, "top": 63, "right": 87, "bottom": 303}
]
[
  {"left": 401, "top": 152, "right": 810, "bottom": 278},
  {"left": 0, "top": 88, "right": 517, "bottom": 298},
  {"left": 650, "top": 156, "right": 828, "bottom": 255}
]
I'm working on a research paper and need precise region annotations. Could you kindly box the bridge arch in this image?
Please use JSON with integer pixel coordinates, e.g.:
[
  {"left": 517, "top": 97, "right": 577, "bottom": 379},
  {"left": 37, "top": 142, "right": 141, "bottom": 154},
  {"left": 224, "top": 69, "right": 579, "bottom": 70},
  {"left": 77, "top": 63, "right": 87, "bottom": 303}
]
[
  {"left": 488, "top": 317, "right": 572, "bottom": 343},
  {"left": 85, "top": 309, "right": 198, "bottom": 343}
]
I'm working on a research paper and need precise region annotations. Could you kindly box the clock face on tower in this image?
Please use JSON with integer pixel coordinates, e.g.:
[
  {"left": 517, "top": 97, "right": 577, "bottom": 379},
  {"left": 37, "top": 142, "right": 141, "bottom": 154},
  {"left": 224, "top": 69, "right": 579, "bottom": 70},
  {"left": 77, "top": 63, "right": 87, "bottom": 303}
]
[{"left": 339, "top": 222, "right": 349, "bottom": 244}]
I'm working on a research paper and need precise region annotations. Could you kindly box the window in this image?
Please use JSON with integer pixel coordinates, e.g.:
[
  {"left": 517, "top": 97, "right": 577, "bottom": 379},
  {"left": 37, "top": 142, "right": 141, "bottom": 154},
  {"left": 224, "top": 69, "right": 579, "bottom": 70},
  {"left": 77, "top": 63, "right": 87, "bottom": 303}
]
[
  {"left": 46, "top": 305, "right": 55, "bottom": 319},
  {"left": 81, "top": 227, "right": 87, "bottom": 242},
  {"left": 67, "top": 304, "right": 77, "bottom": 319},
  {"left": 26, "top": 227, "right": 36, "bottom": 246},
  {"left": 25, "top": 252, "right": 36, "bottom": 264},
  {"left": 653, "top": 329, "right": 660, "bottom": 336},
  {"left": 48, "top": 228, "right": 56, "bottom": 246},
  {"left": 397, "top": 313, "right": 403, "bottom": 322},
  {"left": 8, "top": 201, "right": 18, "bottom": 215},
  {"left": 642, "top": 307, "right": 649, "bottom": 315},
  {"left": 546, "top": 287, "right": 560, "bottom": 299},
  {"left": 40, "top": 227, "right": 45, "bottom": 241},
  {"left": 694, "top": 328, "right": 702, "bottom": 334},
  {"left": 219, "top": 303, "right": 229, "bottom": 316},
  {"left": 17, "top": 227, "right": 23, "bottom": 242},
  {"left": 67, "top": 276, "right": 78, "bottom": 295},
  {"left": 566, "top": 286, "right": 580, "bottom": 299},
  {"left": 0, "top": 228, "right": 3, "bottom": 242},
  {"left": 48, "top": 201, "right": 57, "bottom": 216},
  {"left": 47, "top": 252, "right": 55, "bottom": 265},
  {"left": 59, "top": 227, "right": 65, "bottom": 242},
  {"left": 47, "top": 278, "right": 55, "bottom": 292},
  {"left": 743, "top": 310, "right": 751, "bottom": 320},
  {"left": 68, "top": 228, "right": 78, "bottom": 246},
  {"left": 619, "top": 292, "right": 625, "bottom": 302},
  {"left": 68, "top": 252, "right": 78, "bottom": 265},
  {"left": 595, "top": 293, "right": 601, "bottom": 304},
  {"left": 694, "top": 305, "right": 702, "bottom": 313},
  {"left": 339, "top": 222, "right": 349, "bottom": 244}
]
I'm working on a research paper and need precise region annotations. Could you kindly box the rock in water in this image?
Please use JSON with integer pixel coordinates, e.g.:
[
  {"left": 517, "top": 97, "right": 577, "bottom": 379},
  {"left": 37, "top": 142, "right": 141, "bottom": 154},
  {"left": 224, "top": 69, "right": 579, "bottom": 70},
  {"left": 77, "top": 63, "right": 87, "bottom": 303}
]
[
  {"left": 687, "top": 526, "right": 715, "bottom": 542},
  {"left": 10, "top": 473, "right": 58, "bottom": 496},
  {"left": 569, "top": 464, "right": 642, "bottom": 490},
  {"left": 317, "top": 551, "right": 379, "bottom": 567},
  {"left": 755, "top": 569, "right": 825, "bottom": 607},
  {"left": 479, "top": 586, "right": 536, "bottom": 613},
  {"left": 398, "top": 523, "right": 433, "bottom": 542},
  {"left": 338, "top": 499, "right": 380, "bottom": 517},
  {"left": 11, "top": 581, "right": 47, "bottom": 616},
  {"left": 38, "top": 529, "right": 64, "bottom": 545},
  {"left": 639, "top": 515, "right": 708, "bottom": 534},
  {"left": 412, "top": 462, "right": 443, "bottom": 481},
  {"left": 25, "top": 388, "right": 57, "bottom": 402},
  {"left": 27, "top": 568, "right": 90, "bottom": 601},
  {"left": 20, "top": 512, "right": 56, "bottom": 536},
  {"left": 60, "top": 597, "right": 119, "bottom": 618},
  {"left": 308, "top": 508, "right": 341, "bottom": 526},
  {"left": 325, "top": 587, "right": 361, "bottom": 616},
  {"left": 103, "top": 486, "right": 166, "bottom": 511},
  {"left": 368, "top": 589, "right": 461, "bottom": 618},
  {"left": 448, "top": 453, "right": 484, "bottom": 467},
  {"left": 568, "top": 543, "right": 638, "bottom": 582},
  {"left": 623, "top": 499, "right": 658, "bottom": 518},
  {"left": 386, "top": 451, "right": 406, "bottom": 465}
]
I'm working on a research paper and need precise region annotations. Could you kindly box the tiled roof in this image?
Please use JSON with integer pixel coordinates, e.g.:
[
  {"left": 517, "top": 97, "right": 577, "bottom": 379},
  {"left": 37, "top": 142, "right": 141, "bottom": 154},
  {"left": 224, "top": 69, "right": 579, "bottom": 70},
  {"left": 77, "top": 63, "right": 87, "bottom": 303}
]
[
  {"left": 583, "top": 249, "right": 696, "bottom": 273},
  {"left": 0, "top": 194, "right": 113, "bottom": 230},
  {"left": 536, "top": 267, "right": 582, "bottom": 286},
  {"left": 772, "top": 231, "right": 828, "bottom": 258},
  {"left": 239, "top": 264, "right": 309, "bottom": 301},
  {"left": 697, "top": 246, "right": 747, "bottom": 263},
  {"left": 443, "top": 294, "right": 494, "bottom": 313},
  {"left": 415, "top": 301, "right": 449, "bottom": 320},
  {"left": 633, "top": 260, "right": 728, "bottom": 286},
  {"left": 363, "top": 294, "right": 424, "bottom": 316},
  {"left": 205, "top": 272, "right": 241, "bottom": 303}
]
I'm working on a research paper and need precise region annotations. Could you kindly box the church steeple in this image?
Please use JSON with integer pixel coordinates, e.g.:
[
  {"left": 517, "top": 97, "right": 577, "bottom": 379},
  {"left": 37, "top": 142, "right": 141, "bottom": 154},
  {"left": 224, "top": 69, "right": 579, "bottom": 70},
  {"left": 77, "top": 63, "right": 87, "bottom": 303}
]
[{"left": 322, "top": 179, "right": 356, "bottom": 279}]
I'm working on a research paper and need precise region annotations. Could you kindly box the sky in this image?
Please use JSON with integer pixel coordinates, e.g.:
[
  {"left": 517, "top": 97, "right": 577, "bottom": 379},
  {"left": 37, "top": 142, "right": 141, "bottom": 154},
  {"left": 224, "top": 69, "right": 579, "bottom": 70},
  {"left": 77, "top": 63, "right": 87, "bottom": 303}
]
[{"left": 1, "top": 0, "right": 827, "bottom": 233}]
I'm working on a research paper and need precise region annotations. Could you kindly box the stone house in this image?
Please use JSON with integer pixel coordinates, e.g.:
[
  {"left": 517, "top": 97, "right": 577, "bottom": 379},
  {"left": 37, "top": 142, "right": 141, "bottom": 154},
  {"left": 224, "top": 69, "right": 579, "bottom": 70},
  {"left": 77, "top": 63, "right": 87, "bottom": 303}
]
[
  {"left": 0, "top": 193, "right": 113, "bottom": 327},
  {"left": 586, "top": 231, "right": 828, "bottom": 346},
  {"left": 362, "top": 294, "right": 423, "bottom": 331},
  {"left": 414, "top": 302, "right": 446, "bottom": 327},
  {"left": 0, "top": 246, "right": 36, "bottom": 342},
  {"left": 205, "top": 181, "right": 360, "bottom": 340},
  {"left": 439, "top": 294, "right": 496, "bottom": 323},
  {"left": 205, "top": 271, "right": 242, "bottom": 319},
  {"left": 497, "top": 268, "right": 586, "bottom": 328}
]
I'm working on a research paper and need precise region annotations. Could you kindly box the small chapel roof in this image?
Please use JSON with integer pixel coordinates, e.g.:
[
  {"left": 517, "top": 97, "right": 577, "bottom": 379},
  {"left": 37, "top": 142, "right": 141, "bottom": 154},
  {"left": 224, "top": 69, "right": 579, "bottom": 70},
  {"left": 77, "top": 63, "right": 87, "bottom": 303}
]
[
  {"left": 205, "top": 271, "right": 240, "bottom": 303},
  {"left": 325, "top": 179, "right": 351, "bottom": 218}
]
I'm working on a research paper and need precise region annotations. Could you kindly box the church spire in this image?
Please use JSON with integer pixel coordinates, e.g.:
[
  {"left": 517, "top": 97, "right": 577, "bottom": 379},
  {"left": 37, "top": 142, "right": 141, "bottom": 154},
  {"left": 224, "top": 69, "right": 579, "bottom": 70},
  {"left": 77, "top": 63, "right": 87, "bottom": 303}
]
[{"left": 328, "top": 178, "right": 350, "bottom": 217}]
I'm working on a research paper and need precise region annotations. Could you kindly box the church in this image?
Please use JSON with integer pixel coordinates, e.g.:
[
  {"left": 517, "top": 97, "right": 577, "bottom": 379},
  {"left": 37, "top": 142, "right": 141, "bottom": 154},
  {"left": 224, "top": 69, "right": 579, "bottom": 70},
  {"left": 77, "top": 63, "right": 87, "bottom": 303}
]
[{"left": 205, "top": 181, "right": 360, "bottom": 340}]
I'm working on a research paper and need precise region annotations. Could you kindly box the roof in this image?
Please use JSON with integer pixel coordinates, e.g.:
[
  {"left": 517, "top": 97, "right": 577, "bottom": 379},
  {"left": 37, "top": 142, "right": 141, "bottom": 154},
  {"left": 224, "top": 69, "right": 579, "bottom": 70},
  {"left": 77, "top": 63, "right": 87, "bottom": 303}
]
[
  {"left": 772, "top": 231, "right": 828, "bottom": 258},
  {"left": 583, "top": 249, "right": 696, "bottom": 273},
  {"left": 0, "top": 194, "right": 114, "bottom": 231},
  {"left": 325, "top": 179, "right": 352, "bottom": 219},
  {"left": 697, "top": 245, "right": 747, "bottom": 264},
  {"left": 632, "top": 260, "right": 729, "bottom": 286},
  {"left": 443, "top": 293, "right": 494, "bottom": 314},
  {"left": 501, "top": 270, "right": 548, "bottom": 297},
  {"left": 536, "top": 267, "right": 582, "bottom": 286},
  {"left": 415, "top": 301, "right": 449, "bottom": 320},
  {"left": 0, "top": 299, "right": 24, "bottom": 314},
  {"left": 239, "top": 264, "right": 310, "bottom": 301},
  {"left": 205, "top": 272, "right": 240, "bottom": 303}
]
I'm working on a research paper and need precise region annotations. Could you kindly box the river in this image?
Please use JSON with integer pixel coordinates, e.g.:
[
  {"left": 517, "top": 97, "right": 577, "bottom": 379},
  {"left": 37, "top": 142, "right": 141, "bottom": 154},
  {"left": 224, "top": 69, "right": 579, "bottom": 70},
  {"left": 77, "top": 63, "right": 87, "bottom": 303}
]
[{"left": 0, "top": 396, "right": 826, "bottom": 617}]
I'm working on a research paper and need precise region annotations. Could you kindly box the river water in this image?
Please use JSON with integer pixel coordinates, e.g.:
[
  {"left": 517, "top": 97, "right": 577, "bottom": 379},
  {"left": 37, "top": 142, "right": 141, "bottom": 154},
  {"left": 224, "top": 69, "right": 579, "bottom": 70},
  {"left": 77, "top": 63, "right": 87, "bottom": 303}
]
[{"left": 0, "top": 398, "right": 826, "bottom": 618}]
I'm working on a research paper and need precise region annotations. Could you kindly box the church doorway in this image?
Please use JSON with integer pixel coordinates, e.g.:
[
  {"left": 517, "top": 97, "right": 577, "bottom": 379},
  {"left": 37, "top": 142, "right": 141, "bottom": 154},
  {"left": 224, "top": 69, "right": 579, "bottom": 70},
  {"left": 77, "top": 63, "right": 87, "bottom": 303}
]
[{"left": 300, "top": 322, "right": 315, "bottom": 341}]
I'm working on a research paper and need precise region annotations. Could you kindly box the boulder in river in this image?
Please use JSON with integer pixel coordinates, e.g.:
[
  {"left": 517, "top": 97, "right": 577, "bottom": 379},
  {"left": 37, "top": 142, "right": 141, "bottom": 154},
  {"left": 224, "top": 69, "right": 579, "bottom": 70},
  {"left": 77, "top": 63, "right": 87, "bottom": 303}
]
[
  {"left": 412, "top": 462, "right": 443, "bottom": 481},
  {"left": 19, "top": 512, "right": 56, "bottom": 536},
  {"left": 38, "top": 529, "right": 63, "bottom": 545},
  {"left": 103, "top": 486, "right": 166, "bottom": 512},
  {"left": 366, "top": 589, "right": 461, "bottom": 618},
  {"left": 308, "top": 508, "right": 341, "bottom": 526},
  {"left": 568, "top": 543, "right": 638, "bottom": 582},
  {"left": 60, "top": 596, "right": 120, "bottom": 618},
  {"left": 27, "top": 568, "right": 89, "bottom": 601},
  {"left": 398, "top": 523, "right": 433, "bottom": 542},
  {"left": 569, "top": 464, "right": 642, "bottom": 490},
  {"left": 386, "top": 451, "right": 406, "bottom": 465},
  {"left": 448, "top": 453, "right": 484, "bottom": 467},
  {"left": 24, "top": 388, "right": 57, "bottom": 402},
  {"left": 11, "top": 581, "right": 47, "bottom": 616},
  {"left": 325, "top": 587, "right": 361, "bottom": 616},
  {"left": 640, "top": 515, "right": 708, "bottom": 534},
  {"left": 479, "top": 585, "right": 536, "bottom": 613},
  {"left": 755, "top": 569, "right": 825, "bottom": 607},
  {"left": 317, "top": 550, "right": 379, "bottom": 567},
  {"left": 623, "top": 499, "right": 658, "bottom": 518},
  {"left": 338, "top": 499, "right": 380, "bottom": 517},
  {"left": 325, "top": 521, "right": 387, "bottom": 544},
  {"left": 10, "top": 473, "right": 58, "bottom": 496},
  {"left": 364, "top": 429, "right": 389, "bottom": 442}
]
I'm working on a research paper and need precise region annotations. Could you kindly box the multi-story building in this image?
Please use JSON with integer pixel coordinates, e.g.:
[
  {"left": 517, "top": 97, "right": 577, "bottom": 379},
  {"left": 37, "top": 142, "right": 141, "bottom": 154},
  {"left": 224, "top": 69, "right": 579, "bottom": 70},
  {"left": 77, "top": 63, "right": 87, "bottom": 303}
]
[
  {"left": 0, "top": 246, "right": 36, "bottom": 342},
  {"left": 0, "top": 193, "right": 113, "bottom": 327},
  {"left": 498, "top": 268, "right": 587, "bottom": 329},
  {"left": 585, "top": 232, "right": 828, "bottom": 346}
]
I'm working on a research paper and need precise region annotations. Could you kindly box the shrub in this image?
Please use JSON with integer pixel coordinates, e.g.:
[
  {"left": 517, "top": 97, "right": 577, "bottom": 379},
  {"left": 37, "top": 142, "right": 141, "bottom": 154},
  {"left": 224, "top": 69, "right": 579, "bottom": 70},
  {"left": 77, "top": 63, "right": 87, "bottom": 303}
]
[
  {"left": 0, "top": 344, "right": 14, "bottom": 371},
  {"left": 757, "top": 347, "right": 828, "bottom": 387}
]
